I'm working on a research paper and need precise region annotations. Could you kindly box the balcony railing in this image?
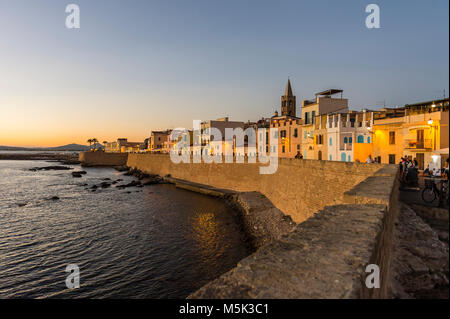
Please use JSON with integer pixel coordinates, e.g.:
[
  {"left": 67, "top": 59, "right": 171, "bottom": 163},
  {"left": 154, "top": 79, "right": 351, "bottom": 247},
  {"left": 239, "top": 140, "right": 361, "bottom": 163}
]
[
  {"left": 404, "top": 139, "right": 433, "bottom": 150},
  {"left": 339, "top": 143, "right": 353, "bottom": 151}
]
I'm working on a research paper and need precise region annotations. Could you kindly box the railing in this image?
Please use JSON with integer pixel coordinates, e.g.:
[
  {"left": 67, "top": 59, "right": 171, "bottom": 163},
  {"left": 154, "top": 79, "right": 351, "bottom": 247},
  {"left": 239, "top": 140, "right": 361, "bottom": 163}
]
[
  {"left": 339, "top": 143, "right": 353, "bottom": 151},
  {"left": 404, "top": 139, "right": 433, "bottom": 150},
  {"left": 303, "top": 99, "right": 317, "bottom": 106}
]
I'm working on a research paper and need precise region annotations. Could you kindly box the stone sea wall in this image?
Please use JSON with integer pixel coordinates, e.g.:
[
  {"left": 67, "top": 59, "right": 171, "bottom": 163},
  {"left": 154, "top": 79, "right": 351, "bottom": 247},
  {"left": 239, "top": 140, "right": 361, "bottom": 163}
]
[
  {"left": 189, "top": 165, "right": 399, "bottom": 299},
  {"left": 79, "top": 152, "right": 400, "bottom": 298},
  {"left": 79, "top": 151, "right": 128, "bottom": 167},
  {"left": 126, "top": 154, "right": 384, "bottom": 223}
]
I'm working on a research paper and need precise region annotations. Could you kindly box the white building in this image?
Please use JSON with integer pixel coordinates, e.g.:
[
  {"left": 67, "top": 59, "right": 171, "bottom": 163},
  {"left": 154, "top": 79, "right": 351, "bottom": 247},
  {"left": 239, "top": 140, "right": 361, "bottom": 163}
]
[{"left": 327, "top": 110, "right": 374, "bottom": 162}]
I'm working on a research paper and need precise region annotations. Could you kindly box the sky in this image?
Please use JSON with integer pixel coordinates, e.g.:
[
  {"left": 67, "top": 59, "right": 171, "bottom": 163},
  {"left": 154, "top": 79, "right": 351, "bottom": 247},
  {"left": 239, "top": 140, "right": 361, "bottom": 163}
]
[{"left": 0, "top": 0, "right": 448, "bottom": 147}]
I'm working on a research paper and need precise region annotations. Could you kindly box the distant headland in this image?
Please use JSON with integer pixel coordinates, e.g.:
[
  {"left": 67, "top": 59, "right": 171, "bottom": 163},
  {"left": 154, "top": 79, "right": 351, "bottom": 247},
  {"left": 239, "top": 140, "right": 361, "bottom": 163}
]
[{"left": 0, "top": 144, "right": 90, "bottom": 152}]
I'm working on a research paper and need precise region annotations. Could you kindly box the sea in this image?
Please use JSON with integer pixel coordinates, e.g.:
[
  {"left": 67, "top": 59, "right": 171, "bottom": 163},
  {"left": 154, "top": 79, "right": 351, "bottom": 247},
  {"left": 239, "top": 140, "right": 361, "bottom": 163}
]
[{"left": 0, "top": 157, "right": 251, "bottom": 298}]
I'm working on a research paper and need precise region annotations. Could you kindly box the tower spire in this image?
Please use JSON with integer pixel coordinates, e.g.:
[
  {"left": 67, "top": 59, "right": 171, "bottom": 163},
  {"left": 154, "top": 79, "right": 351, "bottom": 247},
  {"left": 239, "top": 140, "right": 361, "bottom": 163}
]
[
  {"left": 285, "top": 79, "right": 293, "bottom": 96},
  {"left": 281, "top": 79, "right": 296, "bottom": 117}
]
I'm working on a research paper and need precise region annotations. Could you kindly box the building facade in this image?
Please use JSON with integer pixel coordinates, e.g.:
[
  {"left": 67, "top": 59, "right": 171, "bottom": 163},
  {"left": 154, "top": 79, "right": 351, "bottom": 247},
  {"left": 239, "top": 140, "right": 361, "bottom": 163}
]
[
  {"left": 372, "top": 99, "right": 449, "bottom": 169},
  {"left": 326, "top": 110, "right": 374, "bottom": 162}
]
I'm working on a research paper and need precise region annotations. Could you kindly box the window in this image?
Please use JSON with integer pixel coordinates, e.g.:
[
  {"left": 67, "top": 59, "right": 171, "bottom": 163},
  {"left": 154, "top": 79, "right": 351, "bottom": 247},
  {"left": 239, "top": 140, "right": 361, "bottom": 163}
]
[
  {"left": 341, "top": 153, "right": 346, "bottom": 162},
  {"left": 389, "top": 154, "right": 396, "bottom": 164},
  {"left": 357, "top": 135, "right": 364, "bottom": 143},
  {"left": 266, "top": 146, "right": 269, "bottom": 153},
  {"left": 367, "top": 136, "right": 371, "bottom": 144},
  {"left": 274, "top": 131, "right": 278, "bottom": 138},
  {"left": 294, "top": 128, "right": 298, "bottom": 138},
  {"left": 304, "top": 131, "right": 307, "bottom": 139},
  {"left": 329, "top": 155, "right": 332, "bottom": 161},
  {"left": 389, "top": 132, "right": 395, "bottom": 145},
  {"left": 297, "top": 145, "right": 300, "bottom": 150},
  {"left": 316, "top": 135, "right": 323, "bottom": 145},
  {"left": 348, "top": 155, "right": 351, "bottom": 162},
  {"left": 266, "top": 132, "right": 269, "bottom": 144},
  {"left": 344, "top": 137, "right": 348, "bottom": 144},
  {"left": 349, "top": 137, "right": 353, "bottom": 144},
  {"left": 281, "top": 130, "right": 286, "bottom": 138},
  {"left": 329, "top": 137, "right": 332, "bottom": 146},
  {"left": 311, "top": 111, "right": 316, "bottom": 124},
  {"left": 282, "top": 145, "right": 285, "bottom": 153},
  {"left": 305, "top": 112, "right": 309, "bottom": 124}
]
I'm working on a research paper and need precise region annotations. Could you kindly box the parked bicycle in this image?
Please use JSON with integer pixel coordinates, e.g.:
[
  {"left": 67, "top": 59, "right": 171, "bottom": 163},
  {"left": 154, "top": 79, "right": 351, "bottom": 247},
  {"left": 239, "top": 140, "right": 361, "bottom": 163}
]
[{"left": 422, "top": 178, "right": 449, "bottom": 205}]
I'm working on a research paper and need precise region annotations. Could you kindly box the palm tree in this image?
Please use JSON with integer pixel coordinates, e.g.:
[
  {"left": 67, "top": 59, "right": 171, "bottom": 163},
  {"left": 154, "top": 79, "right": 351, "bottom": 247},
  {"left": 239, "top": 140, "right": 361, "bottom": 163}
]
[
  {"left": 87, "top": 139, "right": 93, "bottom": 150},
  {"left": 103, "top": 141, "right": 108, "bottom": 151},
  {"left": 92, "top": 138, "right": 98, "bottom": 150}
]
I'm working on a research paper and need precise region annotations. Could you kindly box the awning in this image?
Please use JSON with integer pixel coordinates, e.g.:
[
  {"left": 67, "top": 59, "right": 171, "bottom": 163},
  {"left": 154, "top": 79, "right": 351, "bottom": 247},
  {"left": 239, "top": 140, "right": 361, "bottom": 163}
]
[{"left": 408, "top": 125, "right": 432, "bottom": 131}]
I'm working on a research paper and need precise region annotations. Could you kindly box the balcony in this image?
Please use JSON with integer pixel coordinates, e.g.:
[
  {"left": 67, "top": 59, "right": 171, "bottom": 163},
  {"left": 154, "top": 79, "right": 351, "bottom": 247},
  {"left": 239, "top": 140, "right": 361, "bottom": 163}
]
[
  {"left": 339, "top": 143, "right": 353, "bottom": 151},
  {"left": 404, "top": 139, "right": 433, "bottom": 150}
]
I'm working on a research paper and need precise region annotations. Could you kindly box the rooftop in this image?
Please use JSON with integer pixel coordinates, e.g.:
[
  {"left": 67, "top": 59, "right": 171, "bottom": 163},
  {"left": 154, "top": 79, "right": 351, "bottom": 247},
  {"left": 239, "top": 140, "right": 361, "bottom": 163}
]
[{"left": 315, "top": 89, "right": 344, "bottom": 97}]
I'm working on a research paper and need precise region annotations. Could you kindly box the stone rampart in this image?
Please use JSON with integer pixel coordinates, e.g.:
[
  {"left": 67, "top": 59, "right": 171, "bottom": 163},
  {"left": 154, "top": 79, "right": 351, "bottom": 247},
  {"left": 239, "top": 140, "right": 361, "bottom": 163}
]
[
  {"left": 80, "top": 152, "right": 400, "bottom": 298},
  {"left": 79, "top": 151, "right": 128, "bottom": 167},
  {"left": 126, "top": 154, "right": 384, "bottom": 223}
]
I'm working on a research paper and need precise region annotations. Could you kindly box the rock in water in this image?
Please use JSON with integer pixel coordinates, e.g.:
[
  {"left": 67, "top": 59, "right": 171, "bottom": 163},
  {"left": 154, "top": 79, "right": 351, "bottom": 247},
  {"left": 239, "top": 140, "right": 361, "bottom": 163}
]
[{"left": 30, "top": 166, "right": 72, "bottom": 171}]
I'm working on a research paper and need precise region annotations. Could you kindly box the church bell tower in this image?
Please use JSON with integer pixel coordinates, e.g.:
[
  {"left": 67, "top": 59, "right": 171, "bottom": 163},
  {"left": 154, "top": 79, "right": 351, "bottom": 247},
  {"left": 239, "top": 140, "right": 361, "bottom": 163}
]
[{"left": 281, "top": 79, "right": 296, "bottom": 117}]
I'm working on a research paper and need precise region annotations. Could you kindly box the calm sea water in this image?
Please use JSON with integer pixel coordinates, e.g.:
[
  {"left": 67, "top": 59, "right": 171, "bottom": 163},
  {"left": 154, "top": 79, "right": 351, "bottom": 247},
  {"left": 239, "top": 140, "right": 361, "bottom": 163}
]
[{"left": 0, "top": 160, "right": 251, "bottom": 298}]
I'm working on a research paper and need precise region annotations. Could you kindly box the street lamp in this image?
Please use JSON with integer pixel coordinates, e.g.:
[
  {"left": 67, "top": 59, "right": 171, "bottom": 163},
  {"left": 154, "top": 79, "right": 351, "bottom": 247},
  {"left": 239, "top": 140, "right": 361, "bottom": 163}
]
[{"left": 428, "top": 118, "right": 433, "bottom": 125}]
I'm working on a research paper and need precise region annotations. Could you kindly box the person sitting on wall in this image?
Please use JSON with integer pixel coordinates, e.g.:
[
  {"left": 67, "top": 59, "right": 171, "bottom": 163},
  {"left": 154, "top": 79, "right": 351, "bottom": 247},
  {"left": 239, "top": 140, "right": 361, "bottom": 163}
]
[
  {"left": 365, "top": 155, "right": 374, "bottom": 163},
  {"left": 295, "top": 151, "right": 303, "bottom": 159}
]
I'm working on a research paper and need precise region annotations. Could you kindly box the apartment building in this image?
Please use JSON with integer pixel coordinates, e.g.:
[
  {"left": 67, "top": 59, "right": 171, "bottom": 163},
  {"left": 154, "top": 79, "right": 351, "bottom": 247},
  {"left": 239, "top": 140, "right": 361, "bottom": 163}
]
[
  {"left": 326, "top": 110, "right": 374, "bottom": 162},
  {"left": 300, "top": 89, "right": 349, "bottom": 159},
  {"left": 372, "top": 99, "right": 449, "bottom": 169}
]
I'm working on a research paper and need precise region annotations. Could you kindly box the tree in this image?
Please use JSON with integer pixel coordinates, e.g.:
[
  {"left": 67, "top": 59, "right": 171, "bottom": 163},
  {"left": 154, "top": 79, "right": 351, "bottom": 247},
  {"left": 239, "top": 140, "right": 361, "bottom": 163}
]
[
  {"left": 103, "top": 141, "right": 108, "bottom": 151},
  {"left": 92, "top": 138, "right": 98, "bottom": 150},
  {"left": 87, "top": 139, "right": 93, "bottom": 150}
]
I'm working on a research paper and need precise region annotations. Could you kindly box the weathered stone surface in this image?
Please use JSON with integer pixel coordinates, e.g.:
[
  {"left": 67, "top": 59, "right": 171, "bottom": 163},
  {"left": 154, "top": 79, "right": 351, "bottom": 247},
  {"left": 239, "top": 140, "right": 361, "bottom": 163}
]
[
  {"left": 189, "top": 204, "right": 387, "bottom": 299},
  {"left": 125, "top": 154, "right": 389, "bottom": 223},
  {"left": 389, "top": 204, "right": 449, "bottom": 299},
  {"left": 79, "top": 153, "right": 403, "bottom": 299},
  {"left": 231, "top": 192, "right": 296, "bottom": 248},
  {"left": 79, "top": 152, "right": 128, "bottom": 167}
]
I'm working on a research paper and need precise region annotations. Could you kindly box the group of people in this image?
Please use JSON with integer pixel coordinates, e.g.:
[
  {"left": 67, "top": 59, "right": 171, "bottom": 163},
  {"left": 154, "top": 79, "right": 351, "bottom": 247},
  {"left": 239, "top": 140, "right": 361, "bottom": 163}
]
[{"left": 398, "top": 156, "right": 419, "bottom": 185}]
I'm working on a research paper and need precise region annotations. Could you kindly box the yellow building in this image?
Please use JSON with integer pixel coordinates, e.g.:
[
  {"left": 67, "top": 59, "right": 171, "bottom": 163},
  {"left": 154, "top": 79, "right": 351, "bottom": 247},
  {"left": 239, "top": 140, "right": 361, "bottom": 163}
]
[
  {"left": 372, "top": 99, "right": 449, "bottom": 169},
  {"left": 105, "top": 138, "right": 142, "bottom": 153}
]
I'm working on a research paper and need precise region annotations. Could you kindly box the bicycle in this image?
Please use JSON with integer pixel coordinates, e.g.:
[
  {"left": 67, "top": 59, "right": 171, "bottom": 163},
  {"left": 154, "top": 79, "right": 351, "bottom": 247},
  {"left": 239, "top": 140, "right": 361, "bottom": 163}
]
[{"left": 422, "top": 178, "right": 449, "bottom": 205}]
